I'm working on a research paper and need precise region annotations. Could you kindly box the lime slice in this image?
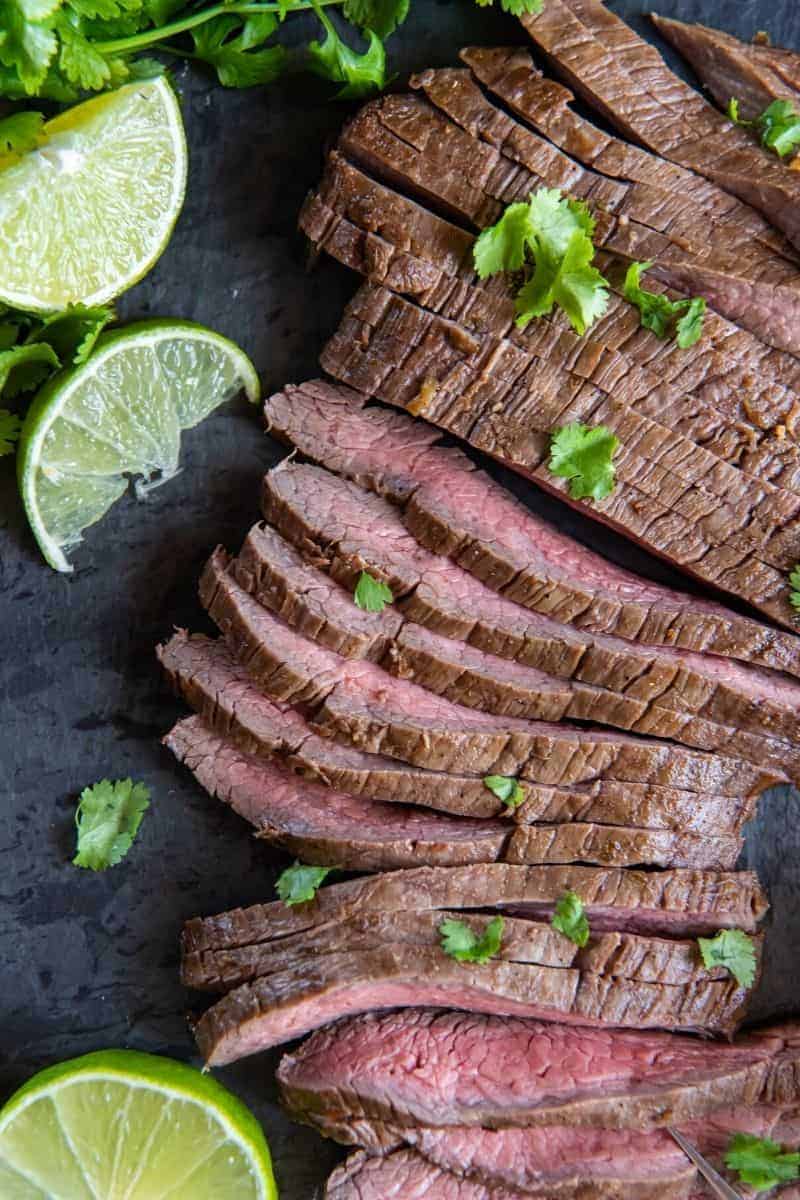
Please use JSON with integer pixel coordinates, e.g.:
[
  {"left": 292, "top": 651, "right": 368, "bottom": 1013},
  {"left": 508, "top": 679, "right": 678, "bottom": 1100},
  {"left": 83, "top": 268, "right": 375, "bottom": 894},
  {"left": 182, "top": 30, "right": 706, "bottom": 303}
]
[
  {"left": 0, "top": 77, "right": 187, "bottom": 311},
  {"left": 0, "top": 1049, "right": 277, "bottom": 1199},
  {"left": 18, "top": 319, "right": 260, "bottom": 572}
]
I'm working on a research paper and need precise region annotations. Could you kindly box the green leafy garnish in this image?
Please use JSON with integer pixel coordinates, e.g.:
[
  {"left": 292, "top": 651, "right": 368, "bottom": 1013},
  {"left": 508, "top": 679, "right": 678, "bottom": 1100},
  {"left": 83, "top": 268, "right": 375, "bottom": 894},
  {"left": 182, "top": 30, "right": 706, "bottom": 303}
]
[
  {"left": 308, "top": 2, "right": 386, "bottom": 98},
  {"left": 27, "top": 303, "right": 115, "bottom": 366},
  {"left": 548, "top": 421, "right": 619, "bottom": 502},
  {"left": 0, "top": 303, "right": 115, "bottom": 404},
  {"left": 476, "top": 0, "right": 544, "bottom": 13},
  {"left": 789, "top": 565, "right": 800, "bottom": 612},
  {"left": 483, "top": 774, "right": 525, "bottom": 810},
  {"left": 343, "top": 0, "right": 409, "bottom": 38},
  {"left": 440, "top": 915, "right": 504, "bottom": 964},
  {"left": 73, "top": 777, "right": 150, "bottom": 870},
  {"left": 0, "top": 342, "right": 60, "bottom": 400},
  {"left": 354, "top": 570, "right": 393, "bottom": 612},
  {"left": 276, "top": 861, "right": 333, "bottom": 905},
  {"left": 0, "top": 409, "right": 22, "bottom": 456},
  {"left": 697, "top": 929, "right": 757, "bottom": 988},
  {"left": 474, "top": 189, "right": 608, "bottom": 335},
  {"left": 0, "top": 109, "right": 44, "bottom": 157},
  {"left": 190, "top": 14, "right": 286, "bottom": 88},
  {"left": 724, "top": 1134, "right": 800, "bottom": 1192},
  {"left": 551, "top": 890, "right": 589, "bottom": 947},
  {"left": 729, "top": 96, "right": 800, "bottom": 158},
  {"left": 623, "top": 261, "right": 706, "bottom": 348}
]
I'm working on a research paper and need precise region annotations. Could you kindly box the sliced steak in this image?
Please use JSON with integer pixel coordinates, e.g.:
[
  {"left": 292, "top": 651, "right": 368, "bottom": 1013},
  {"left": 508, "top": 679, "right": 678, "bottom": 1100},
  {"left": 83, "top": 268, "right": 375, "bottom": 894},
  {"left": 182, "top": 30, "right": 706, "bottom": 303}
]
[
  {"left": 321, "top": 284, "right": 800, "bottom": 629},
  {"left": 183, "top": 862, "right": 767, "bottom": 954},
  {"left": 504, "top": 823, "right": 740, "bottom": 871},
  {"left": 264, "top": 381, "right": 800, "bottom": 676},
  {"left": 163, "top": 716, "right": 511, "bottom": 871},
  {"left": 159, "top": 632, "right": 754, "bottom": 833},
  {"left": 519, "top": 0, "right": 800, "bottom": 251},
  {"left": 324, "top": 1149, "right": 520, "bottom": 1200},
  {"left": 201, "top": 548, "right": 769, "bottom": 791},
  {"left": 193, "top": 943, "right": 750, "bottom": 1064},
  {"left": 184, "top": 908, "right": 741, "bottom": 995},
  {"left": 651, "top": 16, "right": 800, "bottom": 119},
  {"left": 278, "top": 1011, "right": 796, "bottom": 1136},
  {"left": 302, "top": 157, "right": 800, "bottom": 494}
]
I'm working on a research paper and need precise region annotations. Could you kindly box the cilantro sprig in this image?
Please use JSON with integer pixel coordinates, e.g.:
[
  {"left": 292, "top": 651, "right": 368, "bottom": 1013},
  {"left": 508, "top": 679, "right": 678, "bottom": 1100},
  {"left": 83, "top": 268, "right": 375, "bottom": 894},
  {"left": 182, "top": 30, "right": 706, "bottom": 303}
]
[
  {"left": 73, "top": 777, "right": 150, "bottom": 870},
  {"left": 440, "top": 915, "right": 504, "bottom": 964},
  {"left": 788, "top": 564, "right": 800, "bottom": 612},
  {"left": 623, "top": 261, "right": 706, "bottom": 349},
  {"left": 483, "top": 775, "right": 525, "bottom": 811},
  {"left": 697, "top": 928, "right": 757, "bottom": 989},
  {"left": 354, "top": 570, "right": 393, "bottom": 612},
  {"left": 276, "top": 861, "right": 334, "bottom": 905},
  {"left": 724, "top": 1134, "right": 800, "bottom": 1192},
  {"left": 551, "top": 890, "right": 589, "bottom": 947},
  {"left": 728, "top": 97, "right": 800, "bottom": 159},
  {"left": 548, "top": 421, "right": 619, "bottom": 502}
]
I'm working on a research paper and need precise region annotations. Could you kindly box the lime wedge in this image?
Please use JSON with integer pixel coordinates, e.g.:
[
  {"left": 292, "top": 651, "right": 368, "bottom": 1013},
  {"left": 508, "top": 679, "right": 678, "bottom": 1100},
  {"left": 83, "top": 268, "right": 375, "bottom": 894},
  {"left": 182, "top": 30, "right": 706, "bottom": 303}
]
[
  {"left": 0, "top": 1049, "right": 277, "bottom": 1199},
  {"left": 18, "top": 319, "right": 260, "bottom": 572},
  {"left": 0, "top": 77, "right": 187, "bottom": 311}
]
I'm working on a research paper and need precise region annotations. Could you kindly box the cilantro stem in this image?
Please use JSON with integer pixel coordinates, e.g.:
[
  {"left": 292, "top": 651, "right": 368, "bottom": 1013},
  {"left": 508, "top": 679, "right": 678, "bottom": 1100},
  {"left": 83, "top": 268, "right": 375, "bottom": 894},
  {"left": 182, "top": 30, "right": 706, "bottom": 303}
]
[{"left": 94, "top": 0, "right": 342, "bottom": 54}]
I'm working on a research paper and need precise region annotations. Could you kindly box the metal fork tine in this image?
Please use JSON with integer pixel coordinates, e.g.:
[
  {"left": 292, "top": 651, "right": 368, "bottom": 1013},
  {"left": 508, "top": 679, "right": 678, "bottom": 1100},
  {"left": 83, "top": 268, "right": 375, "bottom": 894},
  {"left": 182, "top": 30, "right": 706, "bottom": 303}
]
[{"left": 667, "top": 1127, "right": 743, "bottom": 1200}]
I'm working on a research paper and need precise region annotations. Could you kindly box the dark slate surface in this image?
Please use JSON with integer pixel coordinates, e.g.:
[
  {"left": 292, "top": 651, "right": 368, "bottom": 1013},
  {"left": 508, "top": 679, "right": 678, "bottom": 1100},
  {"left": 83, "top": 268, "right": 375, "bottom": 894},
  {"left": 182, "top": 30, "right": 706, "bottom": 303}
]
[{"left": 1, "top": 2, "right": 798, "bottom": 1195}]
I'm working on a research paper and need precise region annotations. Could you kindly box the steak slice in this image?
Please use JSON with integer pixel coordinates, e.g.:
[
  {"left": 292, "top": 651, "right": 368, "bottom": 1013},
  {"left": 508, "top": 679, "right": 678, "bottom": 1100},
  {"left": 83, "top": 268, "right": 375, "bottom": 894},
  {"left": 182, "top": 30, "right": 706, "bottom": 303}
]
[
  {"left": 278, "top": 1010, "right": 796, "bottom": 1136},
  {"left": 302, "top": 156, "right": 800, "bottom": 494},
  {"left": 184, "top": 908, "right": 742, "bottom": 995},
  {"left": 519, "top": 0, "right": 800, "bottom": 251},
  {"left": 163, "top": 716, "right": 511, "bottom": 872},
  {"left": 183, "top": 862, "right": 767, "bottom": 953},
  {"left": 201, "top": 548, "right": 768, "bottom": 791},
  {"left": 193, "top": 944, "right": 750, "bottom": 1064},
  {"left": 264, "top": 381, "right": 800, "bottom": 677},
  {"left": 651, "top": 16, "right": 800, "bottom": 120},
  {"left": 321, "top": 284, "right": 800, "bottom": 629},
  {"left": 159, "top": 632, "right": 755, "bottom": 834},
  {"left": 324, "top": 1149, "right": 523, "bottom": 1200}
]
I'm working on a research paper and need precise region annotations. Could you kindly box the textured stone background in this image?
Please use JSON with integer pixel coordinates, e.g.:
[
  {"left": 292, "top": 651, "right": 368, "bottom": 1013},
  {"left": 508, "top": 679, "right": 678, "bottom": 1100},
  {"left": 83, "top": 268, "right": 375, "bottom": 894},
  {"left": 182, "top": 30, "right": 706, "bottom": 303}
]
[{"left": 0, "top": 1, "right": 797, "bottom": 1194}]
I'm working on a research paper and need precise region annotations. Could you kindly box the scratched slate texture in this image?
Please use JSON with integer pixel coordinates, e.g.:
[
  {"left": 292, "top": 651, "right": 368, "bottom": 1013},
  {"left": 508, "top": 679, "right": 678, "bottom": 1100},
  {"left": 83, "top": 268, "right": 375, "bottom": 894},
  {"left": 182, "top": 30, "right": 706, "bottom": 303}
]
[{"left": 0, "top": 1, "right": 799, "bottom": 1195}]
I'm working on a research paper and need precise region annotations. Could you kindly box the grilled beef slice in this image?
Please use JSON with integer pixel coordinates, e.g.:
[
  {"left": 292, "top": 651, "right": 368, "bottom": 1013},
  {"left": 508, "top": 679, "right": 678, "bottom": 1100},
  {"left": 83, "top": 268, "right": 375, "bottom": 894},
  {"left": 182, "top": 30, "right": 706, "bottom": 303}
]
[
  {"left": 519, "top": 0, "right": 800, "bottom": 251},
  {"left": 301, "top": 158, "right": 800, "bottom": 495},
  {"left": 184, "top": 862, "right": 767, "bottom": 954},
  {"left": 278, "top": 1011, "right": 797, "bottom": 1136},
  {"left": 325, "top": 1149, "right": 522, "bottom": 1200},
  {"left": 163, "top": 716, "right": 511, "bottom": 871},
  {"left": 184, "top": 907, "right": 742, "bottom": 994},
  {"left": 264, "top": 381, "right": 800, "bottom": 675},
  {"left": 651, "top": 16, "right": 800, "bottom": 120},
  {"left": 320, "top": 284, "right": 800, "bottom": 628},
  {"left": 193, "top": 942, "right": 750, "bottom": 1064},
  {"left": 258, "top": 464, "right": 799, "bottom": 778}
]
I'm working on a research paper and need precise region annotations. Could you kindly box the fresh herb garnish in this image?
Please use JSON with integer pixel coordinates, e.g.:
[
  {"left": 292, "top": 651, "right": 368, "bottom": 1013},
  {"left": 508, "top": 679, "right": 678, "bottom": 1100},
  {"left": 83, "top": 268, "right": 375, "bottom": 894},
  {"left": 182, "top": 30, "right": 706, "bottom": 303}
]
[
  {"left": 623, "top": 261, "right": 706, "bottom": 349},
  {"left": 440, "top": 915, "right": 504, "bottom": 964},
  {"left": 0, "top": 409, "right": 22, "bottom": 456},
  {"left": 474, "top": 188, "right": 609, "bottom": 335},
  {"left": 724, "top": 1133, "right": 800, "bottom": 1192},
  {"left": 548, "top": 421, "right": 619, "bottom": 502},
  {"left": 0, "top": 303, "right": 115, "bottom": 405},
  {"left": 551, "top": 890, "right": 589, "bottom": 947},
  {"left": 308, "top": 2, "right": 387, "bottom": 98},
  {"left": 789, "top": 564, "right": 800, "bottom": 612},
  {"left": 354, "top": 570, "right": 393, "bottom": 612},
  {"left": 476, "top": 0, "right": 544, "bottom": 13},
  {"left": 73, "top": 778, "right": 150, "bottom": 870},
  {"left": 483, "top": 774, "right": 525, "bottom": 810},
  {"left": 276, "top": 861, "right": 333, "bottom": 905},
  {"left": 697, "top": 928, "right": 757, "bottom": 988},
  {"left": 728, "top": 96, "right": 800, "bottom": 159}
]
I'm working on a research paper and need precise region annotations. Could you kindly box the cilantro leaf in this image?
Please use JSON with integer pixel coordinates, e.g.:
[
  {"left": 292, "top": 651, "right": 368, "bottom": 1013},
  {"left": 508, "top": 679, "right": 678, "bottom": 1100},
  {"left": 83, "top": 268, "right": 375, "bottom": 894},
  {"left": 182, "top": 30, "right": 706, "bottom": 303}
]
[
  {"left": 524, "top": 225, "right": 608, "bottom": 335},
  {"left": 474, "top": 0, "right": 544, "bottom": 12},
  {"left": 440, "top": 915, "right": 504, "bottom": 964},
  {"left": 483, "top": 774, "right": 525, "bottom": 810},
  {"left": 727, "top": 97, "right": 744, "bottom": 124},
  {"left": 789, "top": 564, "right": 800, "bottom": 612},
  {"left": 57, "top": 17, "right": 119, "bottom": 90},
  {"left": 759, "top": 99, "right": 800, "bottom": 158},
  {"left": 551, "top": 890, "right": 589, "bottom": 947},
  {"left": 473, "top": 202, "right": 532, "bottom": 278},
  {"left": 697, "top": 929, "right": 757, "bottom": 988},
  {"left": 308, "top": 4, "right": 387, "bottom": 99},
  {"left": 276, "top": 861, "right": 333, "bottom": 905},
  {"left": 0, "top": 342, "right": 60, "bottom": 399},
  {"left": 343, "top": 0, "right": 409, "bottom": 39},
  {"left": 72, "top": 777, "right": 150, "bottom": 871},
  {"left": 29, "top": 303, "right": 115, "bottom": 365},
  {"left": 623, "top": 261, "right": 706, "bottom": 348},
  {"left": 65, "top": 0, "right": 141, "bottom": 19},
  {"left": 675, "top": 297, "right": 706, "bottom": 350},
  {"left": 0, "top": 408, "right": 22, "bottom": 456},
  {"left": 191, "top": 13, "right": 286, "bottom": 88},
  {"left": 354, "top": 570, "right": 393, "bottom": 612},
  {"left": 0, "top": 109, "right": 44, "bottom": 155},
  {"left": 724, "top": 1134, "right": 800, "bottom": 1192},
  {"left": 548, "top": 421, "right": 619, "bottom": 502}
]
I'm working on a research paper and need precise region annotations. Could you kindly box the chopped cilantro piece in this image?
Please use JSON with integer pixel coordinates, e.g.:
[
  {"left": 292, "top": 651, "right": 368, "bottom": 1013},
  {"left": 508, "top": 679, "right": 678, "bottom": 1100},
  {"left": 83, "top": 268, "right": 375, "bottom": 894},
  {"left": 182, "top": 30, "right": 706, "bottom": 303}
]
[
  {"left": 623, "top": 261, "right": 706, "bottom": 348},
  {"left": 308, "top": 2, "right": 387, "bottom": 98},
  {"left": 548, "top": 421, "right": 619, "bottom": 502},
  {"left": 276, "top": 861, "right": 333, "bottom": 906},
  {"left": 483, "top": 774, "right": 525, "bottom": 810},
  {"left": 697, "top": 928, "right": 757, "bottom": 988},
  {"left": 354, "top": 570, "right": 393, "bottom": 612},
  {"left": 728, "top": 95, "right": 800, "bottom": 158},
  {"left": 191, "top": 14, "right": 286, "bottom": 88},
  {"left": 73, "top": 778, "right": 150, "bottom": 871},
  {"left": 789, "top": 565, "right": 800, "bottom": 612},
  {"left": 551, "top": 890, "right": 589, "bottom": 947},
  {"left": 440, "top": 915, "right": 504, "bottom": 964},
  {"left": 0, "top": 409, "right": 22, "bottom": 456},
  {"left": 724, "top": 1133, "right": 800, "bottom": 1192}
]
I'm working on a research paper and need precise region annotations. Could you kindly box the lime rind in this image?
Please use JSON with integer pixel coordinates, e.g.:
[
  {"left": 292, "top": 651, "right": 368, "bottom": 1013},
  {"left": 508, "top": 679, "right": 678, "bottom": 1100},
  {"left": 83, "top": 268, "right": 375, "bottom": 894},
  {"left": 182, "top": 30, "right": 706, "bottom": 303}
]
[
  {"left": 0, "top": 1050, "right": 276, "bottom": 1200},
  {"left": 18, "top": 319, "right": 261, "bottom": 572},
  {"left": 0, "top": 77, "right": 187, "bottom": 312}
]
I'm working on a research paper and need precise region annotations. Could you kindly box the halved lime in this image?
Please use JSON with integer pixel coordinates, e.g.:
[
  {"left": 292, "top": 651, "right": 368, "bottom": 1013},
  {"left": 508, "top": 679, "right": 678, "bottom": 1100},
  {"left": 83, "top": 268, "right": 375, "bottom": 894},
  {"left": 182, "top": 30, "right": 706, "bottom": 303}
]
[
  {"left": 0, "top": 76, "right": 187, "bottom": 311},
  {"left": 0, "top": 1049, "right": 277, "bottom": 1199},
  {"left": 18, "top": 319, "right": 261, "bottom": 572}
]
